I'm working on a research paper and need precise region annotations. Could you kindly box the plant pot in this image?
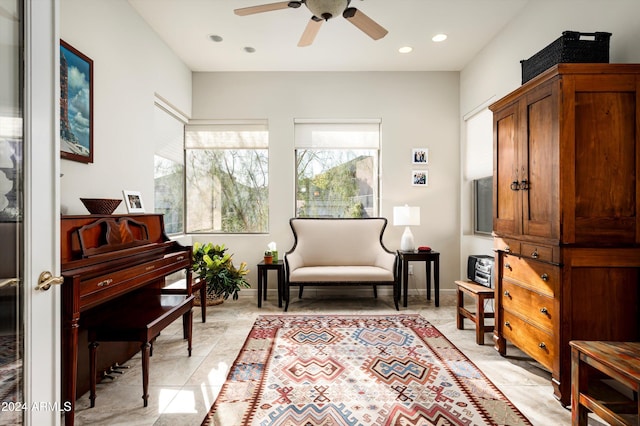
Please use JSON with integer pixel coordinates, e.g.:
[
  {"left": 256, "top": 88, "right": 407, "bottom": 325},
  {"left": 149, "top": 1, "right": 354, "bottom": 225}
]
[
  {"left": 194, "top": 291, "right": 224, "bottom": 306},
  {"left": 264, "top": 255, "right": 273, "bottom": 264}
]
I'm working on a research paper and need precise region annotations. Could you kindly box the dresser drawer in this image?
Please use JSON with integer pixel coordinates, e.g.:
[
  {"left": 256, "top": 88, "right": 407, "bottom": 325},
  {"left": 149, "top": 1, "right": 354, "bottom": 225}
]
[
  {"left": 494, "top": 237, "right": 520, "bottom": 255},
  {"left": 501, "top": 254, "right": 558, "bottom": 297},
  {"left": 520, "top": 243, "right": 558, "bottom": 263},
  {"left": 501, "top": 311, "right": 555, "bottom": 371},
  {"left": 501, "top": 281, "right": 555, "bottom": 332}
]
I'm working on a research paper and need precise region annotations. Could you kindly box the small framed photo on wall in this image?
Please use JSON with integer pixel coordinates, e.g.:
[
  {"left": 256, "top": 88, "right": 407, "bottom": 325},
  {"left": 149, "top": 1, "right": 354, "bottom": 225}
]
[
  {"left": 412, "top": 170, "right": 429, "bottom": 186},
  {"left": 123, "top": 190, "right": 145, "bottom": 213},
  {"left": 412, "top": 148, "right": 428, "bottom": 165}
]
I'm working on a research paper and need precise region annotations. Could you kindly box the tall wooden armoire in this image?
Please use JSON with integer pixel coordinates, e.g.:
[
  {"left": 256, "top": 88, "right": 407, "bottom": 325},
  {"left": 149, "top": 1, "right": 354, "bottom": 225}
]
[{"left": 489, "top": 63, "right": 640, "bottom": 406}]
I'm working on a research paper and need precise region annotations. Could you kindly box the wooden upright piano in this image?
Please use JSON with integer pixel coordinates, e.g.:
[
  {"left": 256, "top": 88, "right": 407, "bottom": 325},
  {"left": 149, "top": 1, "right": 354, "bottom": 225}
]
[{"left": 60, "top": 214, "right": 192, "bottom": 426}]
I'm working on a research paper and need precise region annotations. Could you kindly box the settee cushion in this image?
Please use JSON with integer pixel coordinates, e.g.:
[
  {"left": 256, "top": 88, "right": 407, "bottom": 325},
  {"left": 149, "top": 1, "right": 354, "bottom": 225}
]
[{"left": 289, "top": 265, "right": 394, "bottom": 283}]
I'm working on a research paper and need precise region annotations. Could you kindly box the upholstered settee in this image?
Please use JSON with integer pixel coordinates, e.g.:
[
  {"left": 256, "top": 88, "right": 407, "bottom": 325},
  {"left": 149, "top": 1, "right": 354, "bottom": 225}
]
[{"left": 283, "top": 217, "right": 399, "bottom": 311}]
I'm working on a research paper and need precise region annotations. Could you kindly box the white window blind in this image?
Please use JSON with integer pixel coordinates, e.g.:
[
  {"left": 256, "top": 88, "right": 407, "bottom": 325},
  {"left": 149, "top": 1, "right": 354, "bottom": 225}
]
[
  {"left": 154, "top": 104, "right": 185, "bottom": 164},
  {"left": 186, "top": 121, "right": 268, "bottom": 149},
  {"left": 294, "top": 120, "right": 380, "bottom": 149}
]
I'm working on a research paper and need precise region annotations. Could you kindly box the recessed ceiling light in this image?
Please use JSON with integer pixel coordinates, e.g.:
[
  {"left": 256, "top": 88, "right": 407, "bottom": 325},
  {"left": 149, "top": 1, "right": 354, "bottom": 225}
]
[
  {"left": 432, "top": 34, "right": 447, "bottom": 42},
  {"left": 244, "top": 46, "right": 256, "bottom": 53},
  {"left": 398, "top": 46, "right": 413, "bottom": 53},
  {"left": 209, "top": 34, "right": 223, "bottom": 42}
]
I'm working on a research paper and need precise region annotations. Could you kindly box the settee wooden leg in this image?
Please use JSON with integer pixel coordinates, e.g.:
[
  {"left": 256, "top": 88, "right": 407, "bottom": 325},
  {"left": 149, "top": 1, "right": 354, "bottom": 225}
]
[
  {"left": 373, "top": 285, "right": 378, "bottom": 298},
  {"left": 284, "top": 282, "right": 290, "bottom": 312},
  {"left": 298, "top": 285, "right": 304, "bottom": 299}
]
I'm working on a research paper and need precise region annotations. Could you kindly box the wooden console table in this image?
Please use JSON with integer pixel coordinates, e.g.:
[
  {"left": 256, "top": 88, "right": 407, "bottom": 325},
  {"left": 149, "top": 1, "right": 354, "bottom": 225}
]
[{"left": 570, "top": 341, "right": 640, "bottom": 426}]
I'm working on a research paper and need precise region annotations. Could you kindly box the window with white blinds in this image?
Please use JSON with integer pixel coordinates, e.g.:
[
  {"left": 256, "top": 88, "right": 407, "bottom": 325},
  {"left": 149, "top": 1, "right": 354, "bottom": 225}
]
[
  {"left": 184, "top": 120, "right": 269, "bottom": 233},
  {"left": 294, "top": 119, "right": 380, "bottom": 218}
]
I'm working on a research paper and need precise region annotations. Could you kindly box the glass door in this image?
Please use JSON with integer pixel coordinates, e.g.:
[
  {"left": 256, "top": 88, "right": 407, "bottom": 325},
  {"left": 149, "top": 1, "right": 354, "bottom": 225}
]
[
  {"left": 1, "top": 2, "right": 61, "bottom": 424},
  {"left": 0, "top": 0, "right": 24, "bottom": 423}
]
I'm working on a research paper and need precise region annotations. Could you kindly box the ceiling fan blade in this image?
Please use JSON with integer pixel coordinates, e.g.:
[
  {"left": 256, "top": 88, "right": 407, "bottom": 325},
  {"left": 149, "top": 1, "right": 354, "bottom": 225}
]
[
  {"left": 343, "top": 7, "right": 388, "bottom": 40},
  {"left": 234, "top": 1, "right": 297, "bottom": 16},
  {"left": 298, "top": 18, "right": 323, "bottom": 47}
]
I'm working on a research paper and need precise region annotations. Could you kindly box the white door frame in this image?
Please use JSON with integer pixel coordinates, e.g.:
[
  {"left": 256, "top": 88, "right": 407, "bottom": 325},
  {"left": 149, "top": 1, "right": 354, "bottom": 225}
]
[{"left": 23, "top": 0, "right": 62, "bottom": 424}]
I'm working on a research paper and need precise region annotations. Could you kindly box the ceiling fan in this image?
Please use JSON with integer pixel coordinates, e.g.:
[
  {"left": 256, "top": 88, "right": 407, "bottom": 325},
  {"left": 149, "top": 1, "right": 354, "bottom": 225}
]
[{"left": 234, "top": 0, "right": 388, "bottom": 47}]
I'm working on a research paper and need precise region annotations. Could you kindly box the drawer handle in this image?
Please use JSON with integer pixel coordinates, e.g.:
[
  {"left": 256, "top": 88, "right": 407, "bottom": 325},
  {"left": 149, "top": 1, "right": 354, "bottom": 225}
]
[
  {"left": 97, "top": 279, "right": 113, "bottom": 287},
  {"left": 503, "top": 246, "right": 510, "bottom": 253},
  {"left": 538, "top": 342, "right": 547, "bottom": 349},
  {"left": 503, "top": 290, "right": 511, "bottom": 298},
  {"left": 504, "top": 321, "right": 511, "bottom": 328},
  {"left": 540, "top": 273, "right": 548, "bottom": 281},
  {"left": 504, "top": 263, "right": 512, "bottom": 271},
  {"left": 531, "top": 249, "right": 538, "bottom": 259},
  {"left": 146, "top": 265, "right": 155, "bottom": 271},
  {"left": 540, "top": 307, "right": 548, "bottom": 315},
  {"left": 177, "top": 256, "right": 185, "bottom": 261}
]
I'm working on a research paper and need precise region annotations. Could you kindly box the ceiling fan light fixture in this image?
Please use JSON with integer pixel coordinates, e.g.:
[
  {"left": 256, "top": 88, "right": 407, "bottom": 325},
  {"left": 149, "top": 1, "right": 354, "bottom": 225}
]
[{"left": 305, "top": 0, "right": 349, "bottom": 21}]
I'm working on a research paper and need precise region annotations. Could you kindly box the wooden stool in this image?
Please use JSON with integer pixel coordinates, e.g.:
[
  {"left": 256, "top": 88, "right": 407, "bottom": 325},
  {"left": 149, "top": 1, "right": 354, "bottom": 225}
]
[
  {"left": 87, "top": 292, "right": 194, "bottom": 408},
  {"left": 163, "top": 276, "right": 207, "bottom": 322},
  {"left": 455, "top": 280, "right": 495, "bottom": 345}
]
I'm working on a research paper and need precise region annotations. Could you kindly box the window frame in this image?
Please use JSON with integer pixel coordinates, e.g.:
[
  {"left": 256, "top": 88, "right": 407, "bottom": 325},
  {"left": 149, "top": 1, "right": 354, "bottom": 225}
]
[
  {"left": 293, "top": 119, "right": 381, "bottom": 218},
  {"left": 153, "top": 99, "right": 188, "bottom": 235},
  {"left": 184, "top": 120, "right": 269, "bottom": 234}
]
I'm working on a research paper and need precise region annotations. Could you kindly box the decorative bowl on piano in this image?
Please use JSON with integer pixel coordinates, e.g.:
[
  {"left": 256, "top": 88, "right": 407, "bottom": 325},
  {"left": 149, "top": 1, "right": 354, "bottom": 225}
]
[{"left": 80, "top": 198, "right": 122, "bottom": 215}]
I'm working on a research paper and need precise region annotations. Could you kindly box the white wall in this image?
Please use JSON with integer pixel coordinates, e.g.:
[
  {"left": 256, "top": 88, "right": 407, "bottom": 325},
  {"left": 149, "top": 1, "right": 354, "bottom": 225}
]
[
  {"left": 192, "top": 71, "right": 460, "bottom": 294},
  {"left": 60, "top": 0, "right": 192, "bottom": 215},
  {"left": 459, "top": 0, "right": 640, "bottom": 277}
]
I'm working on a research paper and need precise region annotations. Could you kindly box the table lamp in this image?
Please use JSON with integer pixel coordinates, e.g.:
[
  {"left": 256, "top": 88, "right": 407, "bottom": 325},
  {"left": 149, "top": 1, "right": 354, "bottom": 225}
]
[{"left": 393, "top": 205, "right": 421, "bottom": 251}]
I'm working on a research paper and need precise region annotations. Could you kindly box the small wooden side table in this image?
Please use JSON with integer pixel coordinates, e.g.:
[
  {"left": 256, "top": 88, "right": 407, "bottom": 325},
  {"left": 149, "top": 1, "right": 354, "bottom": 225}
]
[
  {"left": 570, "top": 340, "right": 640, "bottom": 426},
  {"left": 455, "top": 280, "right": 495, "bottom": 345},
  {"left": 257, "top": 260, "right": 284, "bottom": 308},
  {"left": 397, "top": 250, "right": 440, "bottom": 307}
]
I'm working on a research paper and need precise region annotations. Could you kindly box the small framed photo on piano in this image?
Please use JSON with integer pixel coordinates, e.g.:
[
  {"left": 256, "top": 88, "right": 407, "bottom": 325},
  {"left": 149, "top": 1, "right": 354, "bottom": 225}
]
[{"left": 123, "top": 190, "right": 145, "bottom": 213}]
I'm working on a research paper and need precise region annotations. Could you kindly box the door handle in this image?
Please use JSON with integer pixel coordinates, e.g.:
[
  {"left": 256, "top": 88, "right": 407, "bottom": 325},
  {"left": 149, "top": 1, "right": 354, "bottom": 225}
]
[
  {"left": 0, "top": 278, "right": 19, "bottom": 289},
  {"left": 36, "top": 271, "right": 64, "bottom": 291}
]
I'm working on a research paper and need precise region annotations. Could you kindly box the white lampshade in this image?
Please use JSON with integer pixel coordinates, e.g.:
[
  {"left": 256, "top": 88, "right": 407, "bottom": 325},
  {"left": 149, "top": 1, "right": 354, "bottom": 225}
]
[
  {"left": 393, "top": 205, "right": 421, "bottom": 227},
  {"left": 393, "top": 205, "right": 421, "bottom": 251}
]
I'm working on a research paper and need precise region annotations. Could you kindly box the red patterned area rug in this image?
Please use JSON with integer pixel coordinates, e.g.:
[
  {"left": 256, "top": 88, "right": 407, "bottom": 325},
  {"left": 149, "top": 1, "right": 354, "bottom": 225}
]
[{"left": 202, "top": 314, "right": 531, "bottom": 426}]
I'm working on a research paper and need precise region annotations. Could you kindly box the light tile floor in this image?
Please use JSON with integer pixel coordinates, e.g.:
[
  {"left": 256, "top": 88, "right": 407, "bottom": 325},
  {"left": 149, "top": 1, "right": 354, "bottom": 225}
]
[{"left": 73, "top": 292, "right": 586, "bottom": 425}]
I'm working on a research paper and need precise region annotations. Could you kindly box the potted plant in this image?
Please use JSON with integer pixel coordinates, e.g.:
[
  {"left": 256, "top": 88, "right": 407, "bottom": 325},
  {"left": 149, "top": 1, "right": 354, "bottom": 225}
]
[
  {"left": 264, "top": 250, "right": 273, "bottom": 264},
  {"left": 192, "top": 242, "right": 250, "bottom": 303}
]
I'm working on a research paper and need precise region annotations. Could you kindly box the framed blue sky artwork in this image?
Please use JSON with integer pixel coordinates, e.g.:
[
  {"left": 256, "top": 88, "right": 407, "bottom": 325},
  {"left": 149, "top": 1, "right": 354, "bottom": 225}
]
[{"left": 60, "top": 40, "right": 93, "bottom": 163}]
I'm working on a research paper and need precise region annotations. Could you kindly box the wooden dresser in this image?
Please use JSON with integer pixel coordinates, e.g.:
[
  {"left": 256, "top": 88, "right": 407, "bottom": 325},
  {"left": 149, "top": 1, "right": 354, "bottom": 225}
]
[
  {"left": 489, "top": 64, "right": 640, "bottom": 406},
  {"left": 60, "top": 214, "right": 192, "bottom": 426}
]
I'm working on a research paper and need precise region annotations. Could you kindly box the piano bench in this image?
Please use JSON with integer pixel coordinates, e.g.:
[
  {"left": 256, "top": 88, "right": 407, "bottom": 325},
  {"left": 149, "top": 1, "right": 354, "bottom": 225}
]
[
  {"left": 87, "top": 293, "right": 194, "bottom": 408},
  {"left": 162, "top": 277, "right": 207, "bottom": 323}
]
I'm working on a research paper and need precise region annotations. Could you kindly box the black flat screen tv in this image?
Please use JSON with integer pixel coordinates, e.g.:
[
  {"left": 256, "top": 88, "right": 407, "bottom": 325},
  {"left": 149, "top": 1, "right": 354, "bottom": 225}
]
[{"left": 473, "top": 176, "right": 493, "bottom": 235}]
